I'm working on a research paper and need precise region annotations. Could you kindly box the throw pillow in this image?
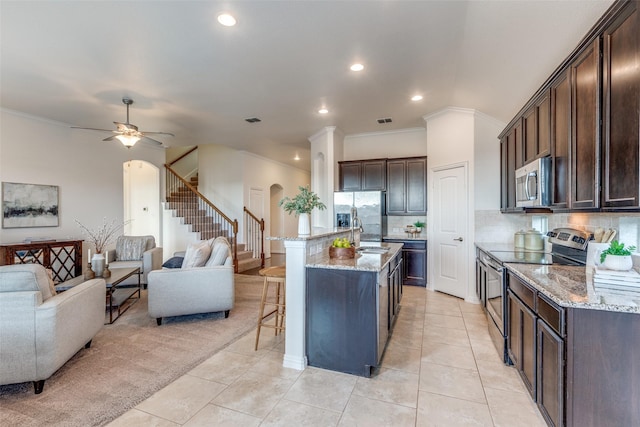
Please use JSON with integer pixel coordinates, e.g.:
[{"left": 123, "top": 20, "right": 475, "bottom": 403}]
[
  {"left": 181, "top": 241, "right": 212, "bottom": 268},
  {"left": 205, "top": 237, "right": 230, "bottom": 267},
  {"left": 46, "top": 268, "right": 57, "bottom": 296},
  {"left": 162, "top": 256, "right": 184, "bottom": 269}
]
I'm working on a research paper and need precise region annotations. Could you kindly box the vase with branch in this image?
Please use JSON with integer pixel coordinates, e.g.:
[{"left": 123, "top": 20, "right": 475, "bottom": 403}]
[
  {"left": 75, "top": 217, "right": 131, "bottom": 276},
  {"left": 279, "top": 186, "right": 326, "bottom": 235}
]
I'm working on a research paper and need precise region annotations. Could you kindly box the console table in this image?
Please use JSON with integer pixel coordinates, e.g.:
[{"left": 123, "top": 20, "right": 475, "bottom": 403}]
[{"left": 0, "top": 239, "right": 83, "bottom": 283}]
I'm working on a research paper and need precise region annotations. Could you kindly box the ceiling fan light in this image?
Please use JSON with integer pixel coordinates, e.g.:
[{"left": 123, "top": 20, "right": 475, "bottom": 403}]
[{"left": 116, "top": 134, "right": 140, "bottom": 147}]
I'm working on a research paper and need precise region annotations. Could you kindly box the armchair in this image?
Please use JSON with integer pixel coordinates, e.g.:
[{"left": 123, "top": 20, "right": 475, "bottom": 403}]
[
  {"left": 147, "top": 237, "right": 234, "bottom": 325},
  {"left": 0, "top": 264, "right": 105, "bottom": 394},
  {"left": 105, "top": 235, "right": 163, "bottom": 287}
]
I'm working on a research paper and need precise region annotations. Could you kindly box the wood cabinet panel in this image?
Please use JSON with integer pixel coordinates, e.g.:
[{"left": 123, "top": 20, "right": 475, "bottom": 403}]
[
  {"left": 386, "top": 157, "right": 427, "bottom": 215},
  {"left": 537, "top": 319, "right": 565, "bottom": 427},
  {"left": 602, "top": 2, "right": 640, "bottom": 208},
  {"left": 514, "top": 120, "right": 524, "bottom": 169},
  {"left": 386, "top": 160, "right": 406, "bottom": 214},
  {"left": 362, "top": 160, "right": 386, "bottom": 191},
  {"left": 406, "top": 158, "right": 427, "bottom": 214},
  {"left": 339, "top": 162, "right": 362, "bottom": 191},
  {"left": 523, "top": 106, "right": 537, "bottom": 164},
  {"left": 551, "top": 71, "right": 571, "bottom": 209},
  {"left": 570, "top": 39, "right": 600, "bottom": 209},
  {"left": 536, "top": 91, "right": 551, "bottom": 158}
]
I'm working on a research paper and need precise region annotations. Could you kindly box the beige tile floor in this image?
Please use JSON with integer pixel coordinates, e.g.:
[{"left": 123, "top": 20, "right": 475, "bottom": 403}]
[{"left": 107, "top": 286, "right": 547, "bottom": 427}]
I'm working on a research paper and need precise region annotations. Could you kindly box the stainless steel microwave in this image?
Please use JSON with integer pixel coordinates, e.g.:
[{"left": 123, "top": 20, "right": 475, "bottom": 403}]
[{"left": 515, "top": 157, "right": 551, "bottom": 207}]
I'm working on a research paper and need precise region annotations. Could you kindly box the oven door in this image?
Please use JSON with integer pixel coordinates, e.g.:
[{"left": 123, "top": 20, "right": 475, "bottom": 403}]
[{"left": 484, "top": 259, "right": 504, "bottom": 335}]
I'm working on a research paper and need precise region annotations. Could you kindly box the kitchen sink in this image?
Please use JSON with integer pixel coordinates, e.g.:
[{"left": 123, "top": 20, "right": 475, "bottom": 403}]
[{"left": 356, "top": 247, "right": 390, "bottom": 254}]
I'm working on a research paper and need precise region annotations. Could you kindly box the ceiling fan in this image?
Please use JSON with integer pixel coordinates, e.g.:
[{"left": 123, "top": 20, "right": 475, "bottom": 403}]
[{"left": 71, "top": 97, "right": 174, "bottom": 148}]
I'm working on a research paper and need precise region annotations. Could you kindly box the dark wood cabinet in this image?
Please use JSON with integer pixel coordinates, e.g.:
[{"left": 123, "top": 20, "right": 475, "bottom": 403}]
[
  {"left": 551, "top": 70, "right": 571, "bottom": 209},
  {"left": 0, "top": 239, "right": 83, "bottom": 283},
  {"left": 500, "top": 127, "right": 522, "bottom": 212},
  {"left": 383, "top": 238, "right": 426, "bottom": 287},
  {"left": 338, "top": 159, "right": 386, "bottom": 191},
  {"left": 386, "top": 157, "right": 427, "bottom": 215},
  {"left": 602, "top": 1, "right": 640, "bottom": 209},
  {"left": 499, "top": 0, "right": 639, "bottom": 214},
  {"left": 570, "top": 39, "right": 601, "bottom": 210},
  {"left": 507, "top": 288, "right": 536, "bottom": 398},
  {"left": 537, "top": 318, "right": 564, "bottom": 427}
]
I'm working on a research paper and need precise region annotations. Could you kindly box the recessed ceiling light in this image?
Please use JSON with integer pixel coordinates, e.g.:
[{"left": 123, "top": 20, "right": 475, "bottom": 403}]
[
  {"left": 350, "top": 63, "right": 364, "bottom": 72},
  {"left": 318, "top": 108, "right": 329, "bottom": 114},
  {"left": 411, "top": 95, "right": 423, "bottom": 101},
  {"left": 217, "top": 13, "right": 236, "bottom": 26},
  {"left": 294, "top": 154, "right": 301, "bottom": 161}
]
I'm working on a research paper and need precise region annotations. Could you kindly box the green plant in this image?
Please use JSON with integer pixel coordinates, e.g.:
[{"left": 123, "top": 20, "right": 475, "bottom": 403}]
[
  {"left": 414, "top": 221, "right": 425, "bottom": 228},
  {"left": 279, "top": 185, "right": 326, "bottom": 216},
  {"left": 600, "top": 240, "right": 637, "bottom": 263}
]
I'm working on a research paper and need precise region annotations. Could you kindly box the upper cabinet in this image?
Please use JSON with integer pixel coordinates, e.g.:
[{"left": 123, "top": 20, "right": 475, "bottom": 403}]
[
  {"left": 338, "top": 159, "right": 386, "bottom": 191},
  {"left": 500, "top": 0, "right": 639, "bottom": 213},
  {"left": 570, "top": 39, "right": 601, "bottom": 210},
  {"left": 602, "top": 2, "right": 640, "bottom": 209},
  {"left": 387, "top": 157, "right": 428, "bottom": 215}
]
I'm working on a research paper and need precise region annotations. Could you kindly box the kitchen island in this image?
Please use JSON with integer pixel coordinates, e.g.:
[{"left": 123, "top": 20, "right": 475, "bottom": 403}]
[
  {"left": 504, "top": 263, "right": 640, "bottom": 426},
  {"left": 305, "top": 242, "right": 403, "bottom": 377}
]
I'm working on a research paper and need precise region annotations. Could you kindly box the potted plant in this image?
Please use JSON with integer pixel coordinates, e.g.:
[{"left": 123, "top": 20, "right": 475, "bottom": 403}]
[
  {"left": 413, "top": 220, "right": 425, "bottom": 233},
  {"left": 599, "top": 240, "right": 637, "bottom": 271},
  {"left": 279, "top": 185, "right": 326, "bottom": 235}
]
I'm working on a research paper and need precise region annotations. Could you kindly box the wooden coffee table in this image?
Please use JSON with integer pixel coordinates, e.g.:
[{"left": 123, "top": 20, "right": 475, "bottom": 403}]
[
  {"left": 55, "top": 266, "right": 141, "bottom": 324},
  {"left": 104, "top": 267, "right": 141, "bottom": 324}
]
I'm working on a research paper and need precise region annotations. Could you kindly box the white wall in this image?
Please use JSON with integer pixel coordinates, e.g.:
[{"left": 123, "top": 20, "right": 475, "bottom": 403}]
[
  {"left": 0, "top": 109, "right": 165, "bottom": 256},
  {"left": 194, "top": 144, "right": 310, "bottom": 257},
  {"left": 473, "top": 112, "right": 504, "bottom": 211},
  {"left": 343, "top": 127, "right": 427, "bottom": 160}
]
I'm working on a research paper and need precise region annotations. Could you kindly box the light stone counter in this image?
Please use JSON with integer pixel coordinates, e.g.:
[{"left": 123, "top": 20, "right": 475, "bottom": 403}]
[
  {"left": 505, "top": 263, "right": 640, "bottom": 314},
  {"left": 306, "top": 242, "right": 403, "bottom": 272}
]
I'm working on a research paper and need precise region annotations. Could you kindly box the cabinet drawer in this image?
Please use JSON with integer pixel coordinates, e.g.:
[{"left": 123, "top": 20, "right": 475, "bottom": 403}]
[
  {"left": 509, "top": 274, "right": 535, "bottom": 310},
  {"left": 536, "top": 293, "right": 565, "bottom": 336}
]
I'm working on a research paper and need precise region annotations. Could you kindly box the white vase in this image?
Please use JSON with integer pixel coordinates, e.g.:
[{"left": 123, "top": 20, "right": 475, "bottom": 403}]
[
  {"left": 298, "top": 212, "right": 311, "bottom": 235},
  {"left": 602, "top": 254, "right": 633, "bottom": 271},
  {"left": 91, "top": 253, "right": 106, "bottom": 277}
]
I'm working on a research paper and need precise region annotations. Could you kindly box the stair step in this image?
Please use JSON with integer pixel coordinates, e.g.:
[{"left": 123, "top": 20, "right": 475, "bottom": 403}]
[
  {"left": 236, "top": 250, "right": 255, "bottom": 261},
  {"left": 237, "top": 257, "right": 263, "bottom": 273}
]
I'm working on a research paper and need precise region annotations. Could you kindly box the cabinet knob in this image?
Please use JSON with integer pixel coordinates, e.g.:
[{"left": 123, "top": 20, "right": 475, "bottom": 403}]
[{"left": 454, "top": 237, "right": 464, "bottom": 242}]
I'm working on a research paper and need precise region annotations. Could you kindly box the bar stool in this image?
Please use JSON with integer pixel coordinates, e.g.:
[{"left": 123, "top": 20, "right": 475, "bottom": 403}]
[{"left": 255, "top": 265, "right": 286, "bottom": 351}]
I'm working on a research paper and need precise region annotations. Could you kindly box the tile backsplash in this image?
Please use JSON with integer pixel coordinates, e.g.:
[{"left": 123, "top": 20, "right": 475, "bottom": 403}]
[
  {"left": 475, "top": 210, "right": 640, "bottom": 249},
  {"left": 387, "top": 215, "right": 427, "bottom": 235}
]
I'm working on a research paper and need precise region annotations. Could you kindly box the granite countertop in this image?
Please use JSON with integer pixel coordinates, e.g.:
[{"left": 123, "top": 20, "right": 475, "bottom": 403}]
[
  {"left": 267, "top": 227, "right": 350, "bottom": 241},
  {"left": 306, "top": 242, "right": 403, "bottom": 272},
  {"left": 505, "top": 263, "right": 640, "bottom": 314}
]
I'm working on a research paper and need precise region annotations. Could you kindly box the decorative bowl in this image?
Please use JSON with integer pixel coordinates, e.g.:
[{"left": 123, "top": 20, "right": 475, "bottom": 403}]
[{"left": 329, "top": 246, "right": 355, "bottom": 259}]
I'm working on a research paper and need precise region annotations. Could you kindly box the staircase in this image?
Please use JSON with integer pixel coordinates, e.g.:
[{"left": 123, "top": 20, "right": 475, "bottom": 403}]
[{"left": 164, "top": 166, "right": 263, "bottom": 273}]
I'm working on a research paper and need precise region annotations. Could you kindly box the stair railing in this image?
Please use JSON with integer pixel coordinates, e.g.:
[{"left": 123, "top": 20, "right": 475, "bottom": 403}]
[
  {"left": 165, "top": 164, "right": 239, "bottom": 272},
  {"left": 243, "top": 207, "right": 265, "bottom": 269}
]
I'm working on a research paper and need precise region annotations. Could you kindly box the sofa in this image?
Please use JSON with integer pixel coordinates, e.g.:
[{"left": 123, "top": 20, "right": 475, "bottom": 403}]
[
  {"left": 147, "top": 237, "right": 234, "bottom": 325},
  {"left": 105, "top": 235, "right": 163, "bottom": 287},
  {"left": 0, "top": 264, "right": 105, "bottom": 394}
]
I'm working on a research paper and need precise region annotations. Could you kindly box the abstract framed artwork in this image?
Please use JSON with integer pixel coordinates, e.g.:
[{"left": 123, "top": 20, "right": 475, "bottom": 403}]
[{"left": 2, "top": 182, "right": 59, "bottom": 228}]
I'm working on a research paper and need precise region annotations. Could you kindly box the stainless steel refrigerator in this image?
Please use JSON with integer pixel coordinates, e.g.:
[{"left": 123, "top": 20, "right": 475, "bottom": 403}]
[{"left": 334, "top": 191, "right": 387, "bottom": 241}]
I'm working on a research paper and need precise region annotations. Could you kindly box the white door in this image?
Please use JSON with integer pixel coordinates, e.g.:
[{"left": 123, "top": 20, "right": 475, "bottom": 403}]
[{"left": 432, "top": 164, "right": 468, "bottom": 299}]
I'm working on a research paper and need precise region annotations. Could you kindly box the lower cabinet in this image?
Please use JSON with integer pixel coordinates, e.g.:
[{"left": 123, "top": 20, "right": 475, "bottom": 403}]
[
  {"left": 305, "top": 267, "right": 388, "bottom": 378},
  {"left": 537, "top": 318, "right": 564, "bottom": 427},
  {"left": 383, "top": 238, "right": 426, "bottom": 286},
  {"left": 507, "top": 289, "right": 537, "bottom": 398}
]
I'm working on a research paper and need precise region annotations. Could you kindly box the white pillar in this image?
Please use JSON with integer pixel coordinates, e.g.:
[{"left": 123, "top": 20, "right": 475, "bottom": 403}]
[{"left": 282, "top": 239, "right": 308, "bottom": 370}]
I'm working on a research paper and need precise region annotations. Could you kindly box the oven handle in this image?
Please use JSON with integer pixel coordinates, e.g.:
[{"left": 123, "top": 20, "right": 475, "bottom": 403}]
[{"left": 480, "top": 254, "right": 503, "bottom": 273}]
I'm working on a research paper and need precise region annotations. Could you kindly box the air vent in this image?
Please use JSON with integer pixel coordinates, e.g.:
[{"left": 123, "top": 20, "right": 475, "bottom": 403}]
[
  {"left": 245, "top": 117, "right": 261, "bottom": 123},
  {"left": 377, "top": 117, "right": 392, "bottom": 124}
]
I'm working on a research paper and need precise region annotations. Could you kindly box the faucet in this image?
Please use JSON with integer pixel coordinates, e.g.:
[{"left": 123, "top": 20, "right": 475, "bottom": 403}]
[{"left": 350, "top": 206, "right": 364, "bottom": 246}]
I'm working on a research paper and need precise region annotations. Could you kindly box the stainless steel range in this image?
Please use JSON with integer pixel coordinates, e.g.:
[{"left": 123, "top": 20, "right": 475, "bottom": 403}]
[{"left": 475, "top": 228, "right": 591, "bottom": 363}]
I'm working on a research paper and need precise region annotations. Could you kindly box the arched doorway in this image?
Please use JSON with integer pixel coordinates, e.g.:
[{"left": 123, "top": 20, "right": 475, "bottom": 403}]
[
  {"left": 270, "top": 183, "right": 284, "bottom": 253},
  {"left": 123, "top": 160, "right": 160, "bottom": 242}
]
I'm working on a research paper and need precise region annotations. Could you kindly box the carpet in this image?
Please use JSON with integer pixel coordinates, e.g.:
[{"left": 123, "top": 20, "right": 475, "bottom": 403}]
[{"left": 0, "top": 274, "right": 265, "bottom": 427}]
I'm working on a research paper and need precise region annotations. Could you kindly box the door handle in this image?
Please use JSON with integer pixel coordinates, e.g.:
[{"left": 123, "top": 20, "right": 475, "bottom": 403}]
[{"left": 454, "top": 237, "right": 463, "bottom": 242}]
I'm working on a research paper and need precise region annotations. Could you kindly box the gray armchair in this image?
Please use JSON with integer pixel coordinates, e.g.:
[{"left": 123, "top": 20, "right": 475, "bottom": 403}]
[
  {"left": 147, "top": 237, "right": 234, "bottom": 325},
  {"left": 0, "top": 264, "right": 105, "bottom": 394},
  {"left": 105, "top": 235, "right": 163, "bottom": 287}
]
